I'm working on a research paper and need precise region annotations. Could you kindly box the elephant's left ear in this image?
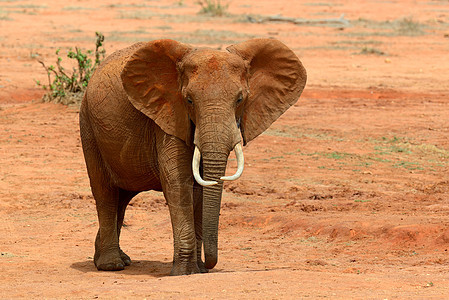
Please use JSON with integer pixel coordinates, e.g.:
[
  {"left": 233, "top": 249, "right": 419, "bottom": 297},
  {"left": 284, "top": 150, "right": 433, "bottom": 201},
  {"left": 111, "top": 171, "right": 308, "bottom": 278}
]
[
  {"left": 121, "top": 39, "right": 193, "bottom": 144},
  {"left": 227, "top": 38, "right": 307, "bottom": 145}
]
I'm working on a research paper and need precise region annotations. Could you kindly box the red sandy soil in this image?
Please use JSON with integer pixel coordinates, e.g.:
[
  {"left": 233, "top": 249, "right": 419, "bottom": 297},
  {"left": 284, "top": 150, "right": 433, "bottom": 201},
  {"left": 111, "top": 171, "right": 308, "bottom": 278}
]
[{"left": 1, "top": 0, "right": 449, "bottom": 298}]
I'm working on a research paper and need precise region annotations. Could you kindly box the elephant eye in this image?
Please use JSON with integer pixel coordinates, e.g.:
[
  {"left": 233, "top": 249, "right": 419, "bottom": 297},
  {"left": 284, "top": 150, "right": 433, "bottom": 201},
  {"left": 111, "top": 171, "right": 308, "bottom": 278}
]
[
  {"left": 186, "top": 96, "right": 193, "bottom": 104},
  {"left": 236, "top": 93, "right": 243, "bottom": 105}
]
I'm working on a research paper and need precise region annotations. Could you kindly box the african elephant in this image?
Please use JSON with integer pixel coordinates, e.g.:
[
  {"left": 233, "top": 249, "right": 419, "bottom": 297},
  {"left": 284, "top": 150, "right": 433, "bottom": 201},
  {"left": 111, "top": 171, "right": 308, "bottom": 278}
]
[{"left": 79, "top": 38, "right": 306, "bottom": 275}]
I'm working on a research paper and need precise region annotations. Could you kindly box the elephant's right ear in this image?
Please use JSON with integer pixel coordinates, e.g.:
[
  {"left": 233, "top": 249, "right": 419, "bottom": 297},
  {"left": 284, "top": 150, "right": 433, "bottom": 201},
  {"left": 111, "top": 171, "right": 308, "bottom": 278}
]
[{"left": 121, "top": 39, "right": 193, "bottom": 144}]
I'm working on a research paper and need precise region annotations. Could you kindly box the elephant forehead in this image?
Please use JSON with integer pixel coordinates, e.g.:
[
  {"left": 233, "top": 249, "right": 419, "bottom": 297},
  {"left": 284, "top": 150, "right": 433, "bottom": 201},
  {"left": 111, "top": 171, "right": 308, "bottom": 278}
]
[{"left": 183, "top": 50, "right": 246, "bottom": 77}]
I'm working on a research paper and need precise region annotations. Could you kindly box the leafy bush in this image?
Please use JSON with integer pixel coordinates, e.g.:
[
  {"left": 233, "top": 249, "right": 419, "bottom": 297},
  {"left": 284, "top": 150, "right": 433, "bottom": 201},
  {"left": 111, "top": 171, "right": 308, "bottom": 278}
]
[{"left": 36, "top": 32, "right": 105, "bottom": 105}]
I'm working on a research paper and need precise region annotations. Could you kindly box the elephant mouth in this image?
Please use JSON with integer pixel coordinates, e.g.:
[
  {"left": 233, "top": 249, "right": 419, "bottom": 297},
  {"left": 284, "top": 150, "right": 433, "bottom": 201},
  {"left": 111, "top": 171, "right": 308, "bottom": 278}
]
[{"left": 192, "top": 142, "right": 244, "bottom": 187}]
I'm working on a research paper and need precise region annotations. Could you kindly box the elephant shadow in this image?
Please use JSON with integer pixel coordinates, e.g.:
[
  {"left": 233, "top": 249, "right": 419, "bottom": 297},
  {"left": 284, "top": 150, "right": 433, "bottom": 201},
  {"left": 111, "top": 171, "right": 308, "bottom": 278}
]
[{"left": 70, "top": 260, "right": 173, "bottom": 278}]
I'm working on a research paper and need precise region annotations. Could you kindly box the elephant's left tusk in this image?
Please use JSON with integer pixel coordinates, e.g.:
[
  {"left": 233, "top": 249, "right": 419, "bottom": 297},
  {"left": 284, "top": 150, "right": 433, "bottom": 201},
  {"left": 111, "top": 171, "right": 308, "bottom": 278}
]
[
  {"left": 192, "top": 146, "right": 218, "bottom": 186},
  {"left": 221, "top": 143, "right": 244, "bottom": 181}
]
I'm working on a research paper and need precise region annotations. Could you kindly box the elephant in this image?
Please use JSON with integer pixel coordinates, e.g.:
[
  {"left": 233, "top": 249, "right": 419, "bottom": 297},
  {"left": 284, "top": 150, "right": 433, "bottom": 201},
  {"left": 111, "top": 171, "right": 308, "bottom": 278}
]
[{"left": 79, "top": 38, "right": 307, "bottom": 276}]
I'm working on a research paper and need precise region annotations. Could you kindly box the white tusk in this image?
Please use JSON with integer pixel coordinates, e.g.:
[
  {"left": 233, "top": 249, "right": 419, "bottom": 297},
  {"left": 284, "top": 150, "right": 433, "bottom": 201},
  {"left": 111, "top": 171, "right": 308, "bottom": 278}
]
[
  {"left": 220, "top": 143, "right": 244, "bottom": 181},
  {"left": 192, "top": 146, "right": 218, "bottom": 186}
]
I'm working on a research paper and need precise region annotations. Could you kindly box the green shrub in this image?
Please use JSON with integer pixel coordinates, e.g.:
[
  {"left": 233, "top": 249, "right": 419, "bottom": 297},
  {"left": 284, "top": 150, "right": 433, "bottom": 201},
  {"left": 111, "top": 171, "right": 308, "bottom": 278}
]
[{"left": 36, "top": 32, "right": 105, "bottom": 105}]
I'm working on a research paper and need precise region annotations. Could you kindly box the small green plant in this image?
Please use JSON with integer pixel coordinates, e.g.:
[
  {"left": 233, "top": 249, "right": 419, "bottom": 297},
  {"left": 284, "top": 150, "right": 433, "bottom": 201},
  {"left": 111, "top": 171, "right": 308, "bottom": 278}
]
[
  {"left": 36, "top": 32, "right": 105, "bottom": 105},
  {"left": 393, "top": 161, "right": 424, "bottom": 171},
  {"left": 197, "top": 0, "right": 228, "bottom": 16},
  {"left": 324, "top": 151, "right": 354, "bottom": 160}
]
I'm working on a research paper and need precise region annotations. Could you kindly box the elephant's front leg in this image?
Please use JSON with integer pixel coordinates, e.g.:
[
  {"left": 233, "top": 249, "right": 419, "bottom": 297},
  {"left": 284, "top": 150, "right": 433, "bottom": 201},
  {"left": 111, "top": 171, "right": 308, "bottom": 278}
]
[
  {"left": 193, "top": 182, "right": 208, "bottom": 273},
  {"left": 158, "top": 138, "right": 200, "bottom": 276},
  {"left": 165, "top": 191, "right": 199, "bottom": 275}
]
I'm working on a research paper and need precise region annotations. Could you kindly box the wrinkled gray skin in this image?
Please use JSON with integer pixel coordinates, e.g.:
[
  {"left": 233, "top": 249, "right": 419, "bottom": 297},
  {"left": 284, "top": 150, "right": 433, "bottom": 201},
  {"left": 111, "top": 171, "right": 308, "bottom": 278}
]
[{"left": 79, "top": 38, "right": 306, "bottom": 275}]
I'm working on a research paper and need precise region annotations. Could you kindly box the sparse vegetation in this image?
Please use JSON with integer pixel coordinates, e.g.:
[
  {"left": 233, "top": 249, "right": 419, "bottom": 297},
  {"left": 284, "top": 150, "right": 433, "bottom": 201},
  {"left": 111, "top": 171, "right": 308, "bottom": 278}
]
[
  {"left": 8, "top": 4, "right": 47, "bottom": 9},
  {"left": 117, "top": 10, "right": 157, "bottom": 19},
  {"left": 396, "top": 17, "right": 425, "bottom": 36},
  {"left": 197, "top": 0, "right": 228, "bottom": 16},
  {"left": 393, "top": 161, "right": 424, "bottom": 170},
  {"left": 304, "top": 2, "right": 340, "bottom": 6},
  {"left": 106, "top": 3, "right": 152, "bottom": 8},
  {"left": 0, "top": 8, "right": 10, "bottom": 20},
  {"left": 359, "top": 46, "right": 385, "bottom": 56},
  {"left": 331, "top": 40, "right": 383, "bottom": 46},
  {"left": 289, "top": 134, "right": 447, "bottom": 172},
  {"left": 35, "top": 32, "right": 105, "bottom": 105},
  {"left": 62, "top": 6, "right": 96, "bottom": 11},
  {"left": 323, "top": 152, "right": 354, "bottom": 160},
  {"left": 349, "top": 17, "right": 426, "bottom": 37}
]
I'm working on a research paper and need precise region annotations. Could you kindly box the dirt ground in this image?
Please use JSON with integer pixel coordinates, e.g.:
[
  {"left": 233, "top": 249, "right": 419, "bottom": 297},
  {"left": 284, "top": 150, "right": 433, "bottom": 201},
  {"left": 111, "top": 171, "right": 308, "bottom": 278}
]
[{"left": 1, "top": 0, "right": 449, "bottom": 298}]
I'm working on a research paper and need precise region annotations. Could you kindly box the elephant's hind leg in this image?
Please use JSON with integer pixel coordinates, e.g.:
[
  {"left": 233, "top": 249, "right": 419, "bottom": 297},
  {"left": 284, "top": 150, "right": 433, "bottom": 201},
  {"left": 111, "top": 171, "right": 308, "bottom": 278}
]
[
  {"left": 92, "top": 183, "right": 124, "bottom": 271},
  {"left": 116, "top": 189, "right": 138, "bottom": 266},
  {"left": 93, "top": 189, "right": 135, "bottom": 269},
  {"left": 80, "top": 122, "right": 124, "bottom": 270}
]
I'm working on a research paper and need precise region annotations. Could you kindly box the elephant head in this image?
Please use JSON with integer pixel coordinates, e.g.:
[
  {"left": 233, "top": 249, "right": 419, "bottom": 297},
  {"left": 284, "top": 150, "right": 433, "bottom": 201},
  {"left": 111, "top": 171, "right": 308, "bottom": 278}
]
[{"left": 121, "top": 39, "right": 307, "bottom": 269}]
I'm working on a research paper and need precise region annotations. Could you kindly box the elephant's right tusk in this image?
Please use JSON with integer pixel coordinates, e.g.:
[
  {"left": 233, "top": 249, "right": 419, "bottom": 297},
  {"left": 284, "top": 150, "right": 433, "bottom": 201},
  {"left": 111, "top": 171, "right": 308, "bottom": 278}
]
[
  {"left": 220, "top": 143, "right": 244, "bottom": 181},
  {"left": 192, "top": 146, "right": 218, "bottom": 187}
]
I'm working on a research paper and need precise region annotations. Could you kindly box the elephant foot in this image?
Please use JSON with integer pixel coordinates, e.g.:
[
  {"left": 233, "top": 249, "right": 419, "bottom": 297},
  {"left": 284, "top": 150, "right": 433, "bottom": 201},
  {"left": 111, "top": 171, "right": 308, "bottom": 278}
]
[
  {"left": 119, "top": 249, "right": 131, "bottom": 266},
  {"left": 94, "top": 250, "right": 125, "bottom": 271},
  {"left": 197, "top": 260, "right": 209, "bottom": 273},
  {"left": 96, "top": 261, "right": 125, "bottom": 271},
  {"left": 170, "top": 261, "right": 201, "bottom": 276}
]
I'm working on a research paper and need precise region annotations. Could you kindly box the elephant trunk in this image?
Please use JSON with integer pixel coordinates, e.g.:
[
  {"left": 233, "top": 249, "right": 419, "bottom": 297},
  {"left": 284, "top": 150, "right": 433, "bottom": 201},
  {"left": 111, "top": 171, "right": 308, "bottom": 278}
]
[
  {"left": 194, "top": 114, "right": 243, "bottom": 269},
  {"left": 201, "top": 151, "right": 228, "bottom": 269},
  {"left": 203, "top": 152, "right": 229, "bottom": 269}
]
